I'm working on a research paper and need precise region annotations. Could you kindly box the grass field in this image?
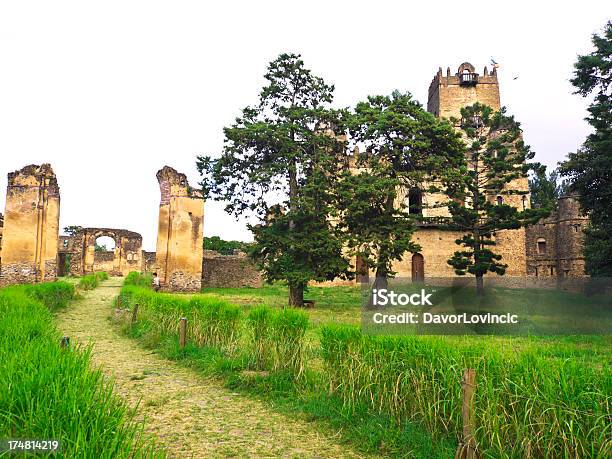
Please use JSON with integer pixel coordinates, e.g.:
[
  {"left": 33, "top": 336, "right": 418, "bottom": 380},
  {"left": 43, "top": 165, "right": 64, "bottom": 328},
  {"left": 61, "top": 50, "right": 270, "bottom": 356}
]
[
  {"left": 0, "top": 281, "right": 162, "bottom": 458},
  {"left": 118, "top": 279, "right": 611, "bottom": 458}
]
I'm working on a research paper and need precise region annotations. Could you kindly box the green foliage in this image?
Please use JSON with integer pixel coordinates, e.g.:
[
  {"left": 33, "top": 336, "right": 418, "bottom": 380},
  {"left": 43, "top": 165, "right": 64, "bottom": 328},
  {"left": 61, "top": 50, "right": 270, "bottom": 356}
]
[
  {"left": 559, "top": 21, "right": 612, "bottom": 276},
  {"left": 528, "top": 164, "right": 569, "bottom": 210},
  {"left": 21, "top": 281, "right": 75, "bottom": 311},
  {"left": 447, "top": 103, "right": 550, "bottom": 288},
  {"left": 204, "top": 236, "right": 250, "bottom": 255},
  {"left": 245, "top": 306, "right": 308, "bottom": 375},
  {"left": 319, "top": 324, "right": 610, "bottom": 458},
  {"left": 124, "top": 271, "right": 153, "bottom": 288},
  {"left": 337, "top": 91, "right": 466, "bottom": 280},
  {"left": 0, "top": 283, "right": 162, "bottom": 458},
  {"left": 245, "top": 306, "right": 272, "bottom": 368},
  {"left": 197, "top": 53, "right": 350, "bottom": 306},
  {"left": 78, "top": 272, "right": 108, "bottom": 290},
  {"left": 119, "top": 286, "right": 309, "bottom": 378},
  {"left": 63, "top": 225, "right": 83, "bottom": 236},
  {"left": 94, "top": 243, "right": 108, "bottom": 252}
]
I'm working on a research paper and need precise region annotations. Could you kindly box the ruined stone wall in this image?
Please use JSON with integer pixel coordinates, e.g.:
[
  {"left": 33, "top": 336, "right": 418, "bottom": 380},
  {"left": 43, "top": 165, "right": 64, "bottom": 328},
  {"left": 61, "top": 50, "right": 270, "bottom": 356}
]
[
  {"left": 202, "top": 250, "right": 263, "bottom": 288},
  {"left": 0, "top": 164, "right": 60, "bottom": 286},
  {"left": 64, "top": 228, "right": 142, "bottom": 276},
  {"left": 155, "top": 166, "right": 204, "bottom": 292},
  {"left": 526, "top": 195, "right": 587, "bottom": 278},
  {"left": 142, "top": 251, "right": 157, "bottom": 273}
]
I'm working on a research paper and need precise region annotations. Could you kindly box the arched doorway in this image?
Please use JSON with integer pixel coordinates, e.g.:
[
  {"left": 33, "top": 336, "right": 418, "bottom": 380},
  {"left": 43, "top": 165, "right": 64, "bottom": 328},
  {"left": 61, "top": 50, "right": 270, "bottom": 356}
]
[{"left": 412, "top": 253, "right": 424, "bottom": 282}]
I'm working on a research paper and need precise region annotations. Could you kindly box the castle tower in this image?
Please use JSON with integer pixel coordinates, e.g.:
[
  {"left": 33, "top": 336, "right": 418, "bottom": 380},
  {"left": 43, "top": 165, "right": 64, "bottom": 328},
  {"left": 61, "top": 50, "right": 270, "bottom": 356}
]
[
  {"left": 0, "top": 164, "right": 60, "bottom": 285},
  {"left": 427, "top": 62, "right": 500, "bottom": 119},
  {"left": 556, "top": 195, "right": 588, "bottom": 276},
  {"left": 155, "top": 166, "right": 204, "bottom": 292},
  {"left": 425, "top": 63, "right": 528, "bottom": 277}
]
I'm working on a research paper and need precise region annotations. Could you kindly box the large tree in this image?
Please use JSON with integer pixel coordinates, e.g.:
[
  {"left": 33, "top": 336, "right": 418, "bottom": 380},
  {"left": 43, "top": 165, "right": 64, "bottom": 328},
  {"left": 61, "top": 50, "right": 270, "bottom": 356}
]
[
  {"left": 447, "top": 103, "right": 549, "bottom": 294},
  {"left": 528, "top": 164, "right": 568, "bottom": 210},
  {"left": 559, "top": 21, "right": 612, "bottom": 276},
  {"left": 336, "top": 91, "right": 466, "bottom": 289},
  {"left": 197, "top": 53, "right": 350, "bottom": 306}
]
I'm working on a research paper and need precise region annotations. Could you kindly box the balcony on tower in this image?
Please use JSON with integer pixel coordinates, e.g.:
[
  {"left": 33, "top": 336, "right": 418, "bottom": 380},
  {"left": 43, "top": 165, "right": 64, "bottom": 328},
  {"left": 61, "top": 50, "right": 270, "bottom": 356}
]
[{"left": 459, "top": 70, "right": 478, "bottom": 86}]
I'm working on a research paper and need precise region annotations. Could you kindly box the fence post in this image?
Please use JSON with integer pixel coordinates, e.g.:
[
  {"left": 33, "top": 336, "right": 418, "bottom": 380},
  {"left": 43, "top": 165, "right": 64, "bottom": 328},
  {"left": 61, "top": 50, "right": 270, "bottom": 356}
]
[
  {"left": 131, "top": 303, "right": 139, "bottom": 324},
  {"left": 179, "top": 317, "right": 187, "bottom": 349},
  {"left": 60, "top": 336, "right": 70, "bottom": 348},
  {"left": 455, "top": 368, "right": 479, "bottom": 459}
]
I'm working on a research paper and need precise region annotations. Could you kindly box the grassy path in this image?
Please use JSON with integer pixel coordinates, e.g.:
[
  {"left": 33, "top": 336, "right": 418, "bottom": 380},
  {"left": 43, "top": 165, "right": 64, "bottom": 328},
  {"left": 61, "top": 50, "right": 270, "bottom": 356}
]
[{"left": 55, "top": 278, "right": 364, "bottom": 458}]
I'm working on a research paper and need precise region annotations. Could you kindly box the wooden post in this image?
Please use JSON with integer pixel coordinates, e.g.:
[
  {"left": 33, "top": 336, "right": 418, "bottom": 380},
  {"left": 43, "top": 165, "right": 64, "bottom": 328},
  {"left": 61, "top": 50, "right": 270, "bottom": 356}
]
[
  {"left": 455, "top": 368, "right": 479, "bottom": 459},
  {"left": 60, "top": 336, "right": 70, "bottom": 348},
  {"left": 179, "top": 317, "right": 187, "bottom": 349},
  {"left": 131, "top": 303, "right": 139, "bottom": 324}
]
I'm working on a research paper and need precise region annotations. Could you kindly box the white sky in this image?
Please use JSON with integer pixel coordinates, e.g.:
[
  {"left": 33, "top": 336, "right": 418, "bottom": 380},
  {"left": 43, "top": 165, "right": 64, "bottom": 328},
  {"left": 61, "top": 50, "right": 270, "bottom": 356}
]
[{"left": 0, "top": 1, "right": 609, "bottom": 250}]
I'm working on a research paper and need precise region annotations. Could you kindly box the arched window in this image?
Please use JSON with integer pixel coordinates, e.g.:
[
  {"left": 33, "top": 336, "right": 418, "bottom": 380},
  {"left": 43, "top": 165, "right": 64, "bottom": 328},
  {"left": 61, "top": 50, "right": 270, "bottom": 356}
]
[
  {"left": 408, "top": 188, "right": 423, "bottom": 215},
  {"left": 496, "top": 196, "right": 503, "bottom": 206},
  {"left": 537, "top": 238, "right": 546, "bottom": 254},
  {"left": 522, "top": 195, "right": 527, "bottom": 210}
]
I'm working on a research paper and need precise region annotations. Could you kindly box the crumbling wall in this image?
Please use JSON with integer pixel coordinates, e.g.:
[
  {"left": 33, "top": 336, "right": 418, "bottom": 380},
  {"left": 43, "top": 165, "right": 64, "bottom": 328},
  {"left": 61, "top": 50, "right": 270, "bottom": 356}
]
[
  {"left": 142, "top": 251, "right": 157, "bottom": 273},
  {"left": 202, "top": 250, "right": 262, "bottom": 288},
  {"left": 155, "top": 166, "right": 204, "bottom": 292},
  {"left": 0, "top": 164, "right": 60, "bottom": 285},
  {"left": 63, "top": 228, "right": 143, "bottom": 276}
]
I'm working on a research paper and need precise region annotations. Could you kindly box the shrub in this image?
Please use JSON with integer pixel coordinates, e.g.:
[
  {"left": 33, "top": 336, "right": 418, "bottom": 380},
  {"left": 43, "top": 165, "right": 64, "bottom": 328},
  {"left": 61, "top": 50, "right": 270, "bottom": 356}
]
[{"left": 96, "top": 271, "right": 109, "bottom": 281}]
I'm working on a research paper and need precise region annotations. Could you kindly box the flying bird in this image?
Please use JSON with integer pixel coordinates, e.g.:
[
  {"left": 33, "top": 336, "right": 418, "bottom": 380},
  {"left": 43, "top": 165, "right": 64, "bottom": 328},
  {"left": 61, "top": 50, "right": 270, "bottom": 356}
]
[{"left": 490, "top": 58, "right": 500, "bottom": 69}]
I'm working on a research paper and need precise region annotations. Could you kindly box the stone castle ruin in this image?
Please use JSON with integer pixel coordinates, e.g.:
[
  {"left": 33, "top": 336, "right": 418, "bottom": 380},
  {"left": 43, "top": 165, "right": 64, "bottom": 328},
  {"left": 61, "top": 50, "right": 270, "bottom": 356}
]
[
  {"left": 0, "top": 164, "right": 60, "bottom": 285},
  {"left": 0, "top": 62, "right": 589, "bottom": 289},
  {"left": 154, "top": 166, "right": 205, "bottom": 292},
  {"left": 58, "top": 228, "right": 143, "bottom": 277}
]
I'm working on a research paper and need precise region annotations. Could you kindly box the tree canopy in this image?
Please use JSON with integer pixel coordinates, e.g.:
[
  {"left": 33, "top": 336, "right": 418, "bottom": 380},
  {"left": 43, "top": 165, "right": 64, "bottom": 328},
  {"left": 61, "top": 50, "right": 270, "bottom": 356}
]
[
  {"left": 559, "top": 21, "right": 612, "bottom": 276},
  {"left": 197, "top": 53, "right": 350, "bottom": 306}
]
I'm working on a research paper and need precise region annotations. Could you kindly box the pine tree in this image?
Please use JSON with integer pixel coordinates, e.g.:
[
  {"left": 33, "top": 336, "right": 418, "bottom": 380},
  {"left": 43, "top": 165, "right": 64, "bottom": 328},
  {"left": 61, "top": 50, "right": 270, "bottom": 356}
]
[
  {"left": 447, "top": 103, "right": 549, "bottom": 294},
  {"left": 336, "top": 91, "right": 466, "bottom": 290},
  {"left": 559, "top": 21, "right": 612, "bottom": 276},
  {"left": 197, "top": 53, "right": 350, "bottom": 306}
]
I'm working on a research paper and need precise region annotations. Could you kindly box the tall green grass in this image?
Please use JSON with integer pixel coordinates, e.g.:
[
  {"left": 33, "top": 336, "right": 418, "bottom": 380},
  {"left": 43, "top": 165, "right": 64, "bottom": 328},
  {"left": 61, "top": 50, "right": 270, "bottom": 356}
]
[
  {"left": 78, "top": 272, "right": 108, "bottom": 290},
  {"left": 320, "top": 324, "right": 611, "bottom": 458},
  {"left": 118, "top": 284, "right": 610, "bottom": 457},
  {"left": 124, "top": 272, "right": 152, "bottom": 288},
  {"left": 0, "top": 282, "right": 162, "bottom": 458},
  {"left": 118, "top": 286, "right": 308, "bottom": 377}
]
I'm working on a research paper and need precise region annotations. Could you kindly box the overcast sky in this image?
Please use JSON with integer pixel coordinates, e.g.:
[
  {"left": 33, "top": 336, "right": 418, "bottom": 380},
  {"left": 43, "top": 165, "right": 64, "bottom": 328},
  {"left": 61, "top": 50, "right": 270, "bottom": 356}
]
[{"left": 0, "top": 2, "right": 609, "bottom": 250}]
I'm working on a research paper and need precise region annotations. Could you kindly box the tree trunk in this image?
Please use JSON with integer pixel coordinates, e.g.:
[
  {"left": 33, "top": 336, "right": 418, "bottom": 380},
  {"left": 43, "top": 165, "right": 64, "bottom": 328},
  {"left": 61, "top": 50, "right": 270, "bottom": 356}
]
[
  {"left": 367, "top": 266, "right": 389, "bottom": 309},
  {"left": 476, "top": 275, "right": 484, "bottom": 296},
  {"left": 288, "top": 282, "right": 304, "bottom": 308}
]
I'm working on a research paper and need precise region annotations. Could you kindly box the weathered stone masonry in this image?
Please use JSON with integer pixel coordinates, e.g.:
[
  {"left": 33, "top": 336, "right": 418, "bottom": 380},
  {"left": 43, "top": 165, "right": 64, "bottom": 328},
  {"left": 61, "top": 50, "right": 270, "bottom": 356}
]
[
  {"left": 59, "top": 228, "right": 143, "bottom": 276},
  {"left": 155, "top": 166, "right": 204, "bottom": 292},
  {"left": 0, "top": 164, "right": 60, "bottom": 286},
  {"left": 201, "top": 250, "right": 263, "bottom": 288}
]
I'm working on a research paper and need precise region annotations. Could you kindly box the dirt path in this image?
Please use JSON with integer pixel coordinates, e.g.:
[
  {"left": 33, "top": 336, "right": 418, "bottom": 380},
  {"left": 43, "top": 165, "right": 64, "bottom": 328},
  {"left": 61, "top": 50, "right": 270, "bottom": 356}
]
[{"left": 55, "top": 278, "right": 364, "bottom": 458}]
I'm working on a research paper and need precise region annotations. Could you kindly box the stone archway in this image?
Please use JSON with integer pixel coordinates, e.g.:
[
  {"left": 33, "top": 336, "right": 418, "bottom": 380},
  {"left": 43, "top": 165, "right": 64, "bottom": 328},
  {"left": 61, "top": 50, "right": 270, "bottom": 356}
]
[{"left": 68, "top": 228, "right": 143, "bottom": 276}]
